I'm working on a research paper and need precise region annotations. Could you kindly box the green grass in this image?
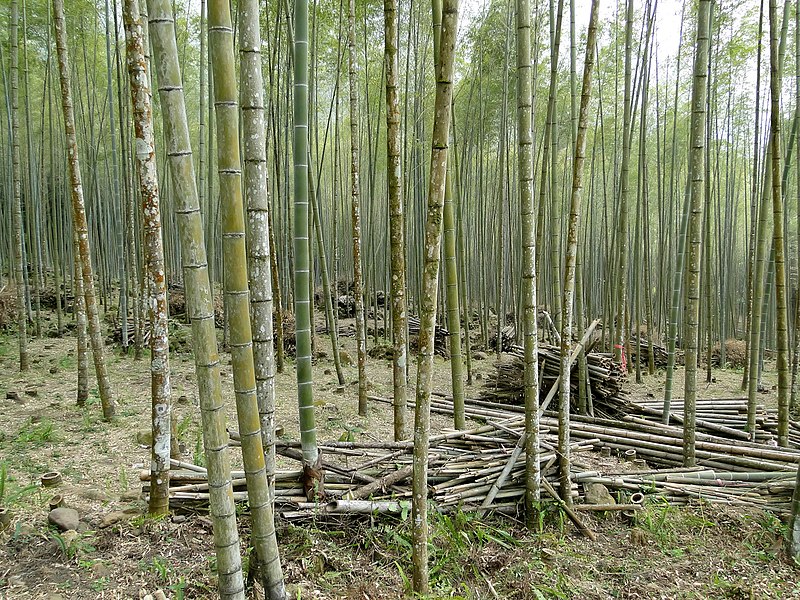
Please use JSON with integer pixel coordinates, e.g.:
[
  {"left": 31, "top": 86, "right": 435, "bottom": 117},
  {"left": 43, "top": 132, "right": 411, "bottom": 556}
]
[{"left": 13, "top": 418, "right": 57, "bottom": 447}]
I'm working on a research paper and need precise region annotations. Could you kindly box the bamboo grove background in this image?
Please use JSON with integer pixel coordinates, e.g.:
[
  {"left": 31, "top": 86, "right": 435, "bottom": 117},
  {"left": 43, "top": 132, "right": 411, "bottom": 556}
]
[{"left": 0, "top": 0, "right": 795, "bottom": 381}]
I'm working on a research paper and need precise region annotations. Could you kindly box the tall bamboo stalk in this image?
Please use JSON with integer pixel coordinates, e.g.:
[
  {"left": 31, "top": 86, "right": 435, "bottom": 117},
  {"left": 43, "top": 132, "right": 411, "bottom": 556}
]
[
  {"left": 145, "top": 0, "right": 244, "bottom": 595},
  {"left": 411, "top": 0, "right": 458, "bottom": 591},
  {"left": 559, "top": 0, "right": 599, "bottom": 505},
  {"left": 53, "top": 0, "right": 115, "bottom": 421},
  {"left": 683, "top": 0, "right": 712, "bottom": 467},
  {"left": 208, "top": 2, "right": 285, "bottom": 595},
  {"left": 516, "top": 0, "right": 540, "bottom": 519},
  {"left": 294, "top": 0, "right": 319, "bottom": 467},
  {"left": 122, "top": 0, "right": 170, "bottom": 516},
  {"left": 347, "top": 0, "right": 369, "bottom": 417},
  {"left": 10, "top": 0, "right": 28, "bottom": 373},
  {"left": 767, "top": 0, "right": 789, "bottom": 447},
  {"left": 385, "top": 0, "right": 408, "bottom": 441}
]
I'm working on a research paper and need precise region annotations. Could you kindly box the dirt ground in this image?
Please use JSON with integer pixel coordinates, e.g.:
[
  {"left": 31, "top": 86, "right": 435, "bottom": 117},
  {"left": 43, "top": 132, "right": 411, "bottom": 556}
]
[{"left": 0, "top": 309, "right": 799, "bottom": 599}]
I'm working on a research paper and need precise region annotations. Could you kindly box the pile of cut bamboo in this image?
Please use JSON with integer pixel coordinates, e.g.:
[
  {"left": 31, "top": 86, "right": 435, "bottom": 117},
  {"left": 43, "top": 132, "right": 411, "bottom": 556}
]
[
  {"left": 480, "top": 343, "right": 629, "bottom": 417},
  {"left": 143, "top": 389, "right": 800, "bottom": 520},
  {"left": 632, "top": 398, "right": 800, "bottom": 448},
  {"left": 407, "top": 316, "right": 449, "bottom": 357}
]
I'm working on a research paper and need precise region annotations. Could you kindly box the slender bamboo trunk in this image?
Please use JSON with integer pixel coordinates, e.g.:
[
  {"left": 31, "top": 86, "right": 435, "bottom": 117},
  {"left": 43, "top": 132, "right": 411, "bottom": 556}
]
[
  {"left": 293, "top": 0, "right": 319, "bottom": 467},
  {"left": 208, "top": 2, "right": 285, "bottom": 594},
  {"left": 145, "top": 0, "right": 245, "bottom": 595},
  {"left": 682, "top": 0, "right": 712, "bottom": 467},
  {"left": 559, "top": 0, "right": 599, "bottom": 505},
  {"left": 122, "top": 0, "right": 170, "bottom": 516},
  {"left": 10, "top": 0, "right": 28, "bottom": 372},
  {"left": 411, "top": 0, "right": 458, "bottom": 591},
  {"left": 517, "top": 0, "right": 539, "bottom": 517},
  {"left": 767, "top": 0, "right": 790, "bottom": 447},
  {"left": 384, "top": 0, "right": 409, "bottom": 440},
  {"left": 53, "top": 0, "right": 115, "bottom": 421}
]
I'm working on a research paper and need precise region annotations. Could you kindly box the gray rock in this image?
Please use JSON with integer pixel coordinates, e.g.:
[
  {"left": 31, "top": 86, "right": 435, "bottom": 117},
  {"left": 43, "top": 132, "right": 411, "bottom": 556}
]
[
  {"left": 584, "top": 483, "right": 616, "bottom": 506},
  {"left": 48, "top": 507, "right": 80, "bottom": 532},
  {"left": 100, "top": 508, "right": 140, "bottom": 528}
]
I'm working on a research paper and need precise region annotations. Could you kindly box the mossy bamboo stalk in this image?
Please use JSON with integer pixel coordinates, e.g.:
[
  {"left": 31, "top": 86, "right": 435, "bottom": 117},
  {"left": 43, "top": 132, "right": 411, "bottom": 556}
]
[
  {"left": 682, "top": 0, "right": 712, "bottom": 465},
  {"left": 384, "top": 0, "right": 409, "bottom": 441},
  {"left": 558, "top": 0, "right": 598, "bottom": 504},
  {"left": 767, "top": 0, "right": 790, "bottom": 447},
  {"left": 53, "top": 0, "right": 115, "bottom": 421},
  {"left": 412, "top": 0, "right": 458, "bottom": 589},
  {"left": 347, "top": 0, "right": 369, "bottom": 417},
  {"left": 10, "top": 0, "right": 28, "bottom": 373},
  {"left": 516, "top": 0, "right": 541, "bottom": 520},
  {"left": 239, "top": 0, "right": 279, "bottom": 491},
  {"left": 294, "top": 0, "right": 319, "bottom": 466},
  {"left": 122, "top": 0, "right": 171, "bottom": 517}
]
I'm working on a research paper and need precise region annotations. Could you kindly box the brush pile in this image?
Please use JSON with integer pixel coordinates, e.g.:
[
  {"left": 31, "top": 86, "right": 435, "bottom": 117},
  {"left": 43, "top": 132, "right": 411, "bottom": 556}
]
[
  {"left": 143, "top": 387, "right": 800, "bottom": 521},
  {"left": 480, "top": 345, "right": 629, "bottom": 417},
  {"left": 407, "top": 315, "right": 449, "bottom": 358}
]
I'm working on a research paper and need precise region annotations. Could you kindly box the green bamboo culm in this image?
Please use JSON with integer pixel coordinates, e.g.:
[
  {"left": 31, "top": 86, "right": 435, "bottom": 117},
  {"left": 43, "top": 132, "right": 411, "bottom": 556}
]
[
  {"left": 10, "top": 0, "right": 29, "bottom": 373},
  {"left": 239, "top": 0, "right": 279, "bottom": 484},
  {"left": 682, "top": 0, "right": 712, "bottom": 467},
  {"left": 515, "top": 0, "right": 541, "bottom": 521},
  {"left": 208, "top": 1, "right": 286, "bottom": 595},
  {"left": 384, "top": 0, "right": 409, "bottom": 441},
  {"left": 144, "top": 0, "right": 245, "bottom": 596},
  {"left": 411, "top": 0, "right": 458, "bottom": 591},
  {"left": 294, "top": 0, "right": 319, "bottom": 467}
]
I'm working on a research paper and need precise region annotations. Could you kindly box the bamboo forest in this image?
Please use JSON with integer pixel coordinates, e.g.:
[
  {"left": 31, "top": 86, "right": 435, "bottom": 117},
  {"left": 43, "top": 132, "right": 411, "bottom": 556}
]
[{"left": 4, "top": 0, "right": 800, "bottom": 597}]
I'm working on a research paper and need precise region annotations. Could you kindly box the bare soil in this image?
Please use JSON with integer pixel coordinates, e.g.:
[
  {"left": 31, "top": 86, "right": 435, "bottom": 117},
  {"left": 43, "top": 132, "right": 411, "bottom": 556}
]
[{"left": 0, "top": 313, "right": 798, "bottom": 599}]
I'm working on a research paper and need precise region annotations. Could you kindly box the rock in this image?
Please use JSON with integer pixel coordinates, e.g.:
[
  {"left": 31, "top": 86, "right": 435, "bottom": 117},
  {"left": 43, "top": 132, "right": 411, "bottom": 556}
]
[
  {"left": 91, "top": 561, "right": 112, "bottom": 579},
  {"left": 630, "top": 528, "right": 649, "bottom": 546},
  {"left": 584, "top": 483, "right": 616, "bottom": 506},
  {"left": 120, "top": 489, "right": 142, "bottom": 502},
  {"left": 78, "top": 488, "right": 110, "bottom": 502},
  {"left": 473, "top": 351, "right": 488, "bottom": 360},
  {"left": 100, "top": 508, "right": 140, "bottom": 528},
  {"left": 153, "top": 590, "right": 168, "bottom": 600},
  {"left": 136, "top": 430, "right": 153, "bottom": 447},
  {"left": 172, "top": 514, "right": 187, "bottom": 524},
  {"left": 48, "top": 508, "right": 80, "bottom": 532},
  {"left": 61, "top": 529, "right": 79, "bottom": 548}
]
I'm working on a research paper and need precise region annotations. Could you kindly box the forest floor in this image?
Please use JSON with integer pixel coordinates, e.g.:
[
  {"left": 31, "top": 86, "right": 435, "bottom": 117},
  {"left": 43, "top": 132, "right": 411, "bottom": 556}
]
[{"left": 0, "top": 307, "right": 799, "bottom": 599}]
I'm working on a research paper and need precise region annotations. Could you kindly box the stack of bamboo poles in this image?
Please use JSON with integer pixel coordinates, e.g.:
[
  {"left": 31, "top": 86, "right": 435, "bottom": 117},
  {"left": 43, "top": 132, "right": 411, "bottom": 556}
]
[
  {"left": 480, "top": 343, "right": 630, "bottom": 417},
  {"left": 407, "top": 315, "right": 449, "bottom": 357},
  {"left": 143, "top": 415, "right": 594, "bottom": 518},
  {"left": 628, "top": 333, "right": 671, "bottom": 368},
  {"left": 632, "top": 398, "right": 800, "bottom": 448},
  {"left": 143, "top": 385, "right": 800, "bottom": 518},
  {"left": 574, "top": 468, "right": 795, "bottom": 514}
]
